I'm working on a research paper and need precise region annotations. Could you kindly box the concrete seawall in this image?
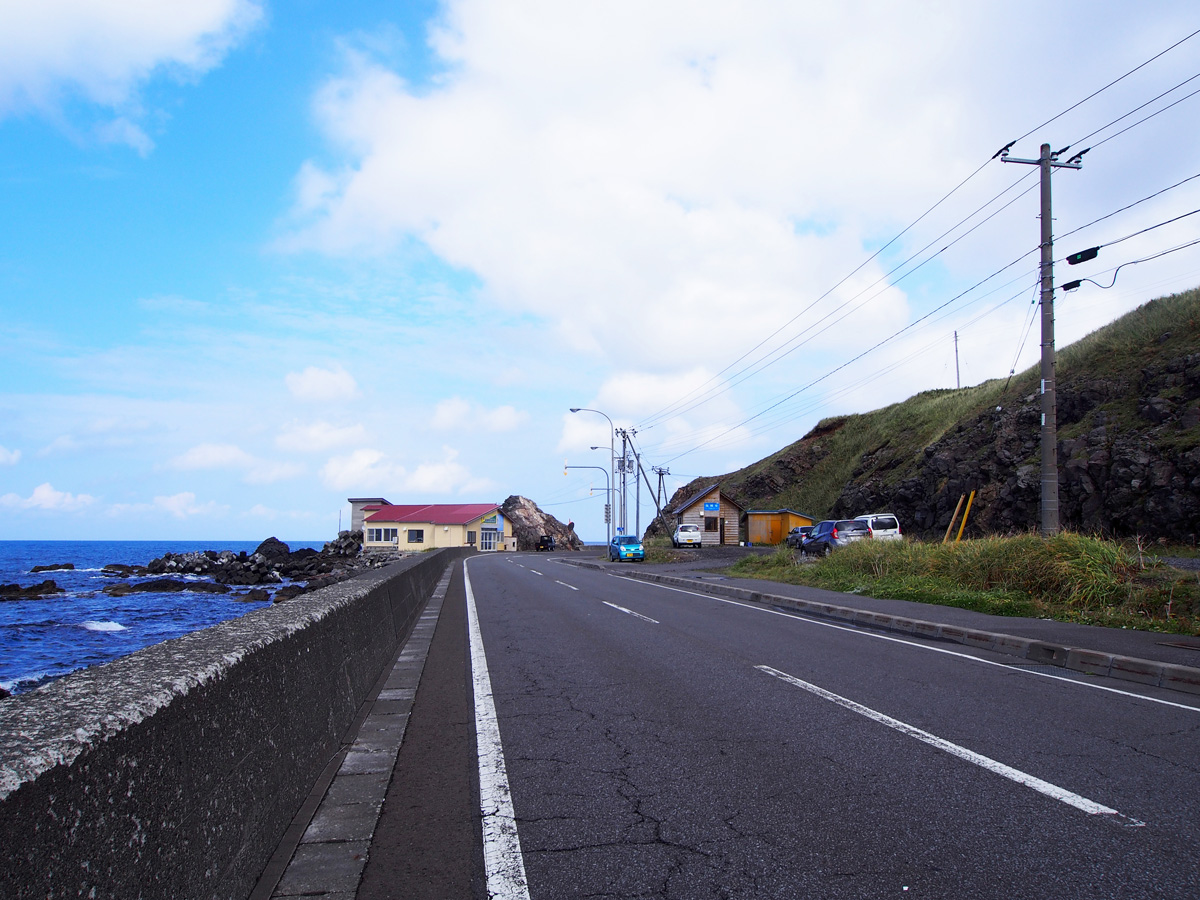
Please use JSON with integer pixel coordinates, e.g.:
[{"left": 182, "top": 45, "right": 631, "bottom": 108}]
[{"left": 0, "top": 547, "right": 470, "bottom": 900}]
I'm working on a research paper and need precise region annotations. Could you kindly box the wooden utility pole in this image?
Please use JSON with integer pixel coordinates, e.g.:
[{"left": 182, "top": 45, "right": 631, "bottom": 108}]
[{"left": 1001, "top": 141, "right": 1083, "bottom": 536}]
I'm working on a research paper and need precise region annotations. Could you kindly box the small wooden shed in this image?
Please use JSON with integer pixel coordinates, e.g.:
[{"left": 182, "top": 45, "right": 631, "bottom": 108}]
[
  {"left": 669, "top": 484, "right": 745, "bottom": 546},
  {"left": 745, "top": 509, "right": 816, "bottom": 545}
]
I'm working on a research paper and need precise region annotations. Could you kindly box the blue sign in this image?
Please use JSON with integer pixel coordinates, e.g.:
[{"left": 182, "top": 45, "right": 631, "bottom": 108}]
[{"left": 703, "top": 501, "right": 719, "bottom": 512}]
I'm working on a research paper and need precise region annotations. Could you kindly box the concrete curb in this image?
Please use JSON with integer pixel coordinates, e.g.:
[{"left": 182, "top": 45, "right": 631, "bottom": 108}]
[{"left": 608, "top": 568, "right": 1200, "bottom": 697}]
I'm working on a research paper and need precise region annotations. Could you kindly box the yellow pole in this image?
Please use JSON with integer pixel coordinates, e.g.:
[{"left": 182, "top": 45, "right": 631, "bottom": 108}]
[
  {"left": 955, "top": 490, "right": 976, "bottom": 543},
  {"left": 943, "top": 494, "right": 965, "bottom": 544}
]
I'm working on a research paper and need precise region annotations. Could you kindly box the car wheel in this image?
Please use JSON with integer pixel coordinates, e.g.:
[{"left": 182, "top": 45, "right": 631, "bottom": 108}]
[{"left": 822, "top": 545, "right": 831, "bottom": 557}]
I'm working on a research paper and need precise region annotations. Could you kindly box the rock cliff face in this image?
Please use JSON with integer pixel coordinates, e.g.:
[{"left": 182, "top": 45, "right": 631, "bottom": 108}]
[
  {"left": 828, "top": 356, "right": 1200, "bottom": 541},
  {"left": 501, "top": 495, "right": 585, "bottom": 551},
  {"left": 664, "top": 295, "right": 1200, "bottom": 543}
]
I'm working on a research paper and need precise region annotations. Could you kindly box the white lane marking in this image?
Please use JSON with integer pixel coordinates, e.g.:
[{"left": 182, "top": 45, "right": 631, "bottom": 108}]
[
  {"left": 555, "top": 580, "right": 579, "bottom": 591},
  {"left": 631, "top": 578, "right": 1200, "bottom": 713},
  {"left": 603, "top": 601, "right": 659, "bottom": 624},
  {"left": 529, "top": 569, "right": 543, "bottom": 577},
  {"left": 757, "top": 664, "right": 1145, "bottom": 827},
  {"left": 464, "top": 560, "right": 532, "bottom": 899}
]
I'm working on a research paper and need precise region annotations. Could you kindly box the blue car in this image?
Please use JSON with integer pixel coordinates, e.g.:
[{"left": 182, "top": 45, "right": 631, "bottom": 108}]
[{"left": 608, "top": 535, "right": 645, "bottom": 562}]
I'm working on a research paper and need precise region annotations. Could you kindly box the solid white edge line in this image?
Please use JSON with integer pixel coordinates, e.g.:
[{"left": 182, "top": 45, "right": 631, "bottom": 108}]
[
  {"left": 602, "top": 601, "right": 660, "bottom": 624},
  {"left": 757, "top": 665, "right": 1145, "bottom": 827},
  {"left": 464, "top": 559, "right": 532, "bottom": 899},
  {"left": 626, "top": 577, "right": 1200, "bottom": 713}
]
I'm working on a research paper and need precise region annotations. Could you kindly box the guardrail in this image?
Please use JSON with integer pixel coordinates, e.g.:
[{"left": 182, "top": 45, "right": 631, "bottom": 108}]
[{"left": 0, "top": 547, "right": 469, "bottom": 900}]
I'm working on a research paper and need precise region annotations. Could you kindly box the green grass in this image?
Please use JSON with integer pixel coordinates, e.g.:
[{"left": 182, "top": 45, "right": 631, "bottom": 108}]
[
  {"left": 673, "top": 286, "right": 1200, "bottom": 528},
  {"left": 727, "top": 533, "right": 1200, "bottom": 634}
]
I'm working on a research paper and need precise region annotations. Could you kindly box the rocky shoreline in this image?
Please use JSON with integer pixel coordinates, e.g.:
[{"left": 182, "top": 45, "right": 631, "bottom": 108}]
[{"left": 0, "top": 531, "right": 395, "bottom": 604}]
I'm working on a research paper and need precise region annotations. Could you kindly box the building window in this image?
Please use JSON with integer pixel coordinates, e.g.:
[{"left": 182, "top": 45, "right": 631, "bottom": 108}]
[
  {"left": 704, "top": 517, "right": 718, "bottom": 532},
  {"left": 467, "top": 531, "right": 476, "bottom": 545},
  {"left": 367, "top": 528, "right": 397, "bottom": 542},
  {"left": 407, "top": 529, "right": 425, "bottom": 543}
]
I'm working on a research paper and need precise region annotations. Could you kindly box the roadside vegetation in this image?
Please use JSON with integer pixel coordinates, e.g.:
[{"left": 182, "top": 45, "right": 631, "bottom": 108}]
[{"left": 727, "top": 533, "right": 1200, "bottom": 635}]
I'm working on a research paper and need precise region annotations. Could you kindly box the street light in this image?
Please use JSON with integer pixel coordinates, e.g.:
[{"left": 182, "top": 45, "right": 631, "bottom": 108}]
[
  {"left": 565, "top": 465, "right": 610, "bottom": 547},
  {"left": 569, "top": 407, "right": 615, "bottom": 544}
]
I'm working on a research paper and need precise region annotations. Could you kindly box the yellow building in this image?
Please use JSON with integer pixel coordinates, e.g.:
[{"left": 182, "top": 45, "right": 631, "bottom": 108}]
[
  {"left": 361, "top": 503, "right": 513, "bottom": 552},
  {"left": 745, "top": 509, "right": 816, "bottom": 545}
]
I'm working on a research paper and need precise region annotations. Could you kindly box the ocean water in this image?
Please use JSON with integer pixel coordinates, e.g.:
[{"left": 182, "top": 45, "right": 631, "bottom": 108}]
[{"left": 0, "top": 540, "right": 323, "bottom": 695}]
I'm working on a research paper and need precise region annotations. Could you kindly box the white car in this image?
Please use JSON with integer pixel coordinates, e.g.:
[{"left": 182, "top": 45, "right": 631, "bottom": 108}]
[
  {"left": 672, "top": 523, "right": 702, "bottom": 548},
  {"left": 854, "top": 513, "right": 902, "bottom": 541}
]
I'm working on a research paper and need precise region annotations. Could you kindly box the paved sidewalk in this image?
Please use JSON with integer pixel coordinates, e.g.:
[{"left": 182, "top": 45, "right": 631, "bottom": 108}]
[{"left": 250, "top": 567, "right": 453, "bottom": 900}]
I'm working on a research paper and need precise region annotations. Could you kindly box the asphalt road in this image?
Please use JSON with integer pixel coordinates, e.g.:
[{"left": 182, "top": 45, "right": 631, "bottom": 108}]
[{"left": 366, "top": 553, "right": 1200, "bottom": 899}]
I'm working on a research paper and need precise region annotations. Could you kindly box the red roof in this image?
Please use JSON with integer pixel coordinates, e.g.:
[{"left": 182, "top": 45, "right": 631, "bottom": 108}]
[{"left": 364, "top": 503, "right": 501, "bottom": 525}]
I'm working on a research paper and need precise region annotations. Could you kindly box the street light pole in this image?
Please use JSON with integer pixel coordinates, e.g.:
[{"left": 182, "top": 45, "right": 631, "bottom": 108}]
[{"left": 570, "top": 407, "right": 615, "bottom": 544}]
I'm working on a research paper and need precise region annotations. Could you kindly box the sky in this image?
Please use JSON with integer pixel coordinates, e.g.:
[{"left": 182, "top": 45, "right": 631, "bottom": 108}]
[{"left": 2, "top": 1, "right": 1199, "bottom": 544}]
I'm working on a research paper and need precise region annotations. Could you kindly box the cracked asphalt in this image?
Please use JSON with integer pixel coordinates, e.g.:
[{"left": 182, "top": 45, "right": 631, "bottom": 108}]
[{"left": 360, "top": 553, "right": 1200, "bottom": 899}]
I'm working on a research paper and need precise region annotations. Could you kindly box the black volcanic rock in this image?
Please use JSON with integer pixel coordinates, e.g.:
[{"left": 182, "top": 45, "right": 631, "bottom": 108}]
[
  {"left": 0, "top": 580, "right": 65, "bottom": 599},
  {"left": 31, "top": 563, "right": 74, "bottom": 573}
]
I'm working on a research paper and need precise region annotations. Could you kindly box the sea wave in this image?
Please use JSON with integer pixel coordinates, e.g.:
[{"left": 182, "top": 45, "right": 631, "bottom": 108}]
[{"left": 81, "top": 621, "right": 128, "bottom": 632}]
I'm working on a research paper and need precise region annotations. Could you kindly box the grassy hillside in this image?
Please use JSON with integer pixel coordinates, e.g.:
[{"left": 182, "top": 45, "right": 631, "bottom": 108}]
[{"left": 669, "top": 286, "right": 1200, "bottom": 539}]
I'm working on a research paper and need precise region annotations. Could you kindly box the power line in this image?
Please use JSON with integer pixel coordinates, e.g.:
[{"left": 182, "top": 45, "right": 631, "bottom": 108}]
[
  {"left": 638, "top": 171, "right": 1038, "bottom": 430},
  {"left": 638, "top": 26, "right": 1200, "bottom": 461},
  {"left": 1058, "top": 171, "right": 1200, "bottom": 242},
  {"left": 1014, "top": 26, "right": 1200, "bottom": 144}
]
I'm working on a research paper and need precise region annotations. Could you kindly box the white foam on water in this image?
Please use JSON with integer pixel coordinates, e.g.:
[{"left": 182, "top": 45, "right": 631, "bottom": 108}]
[{"left": 81, "top": 620, "right": 128, "bottom": 632}]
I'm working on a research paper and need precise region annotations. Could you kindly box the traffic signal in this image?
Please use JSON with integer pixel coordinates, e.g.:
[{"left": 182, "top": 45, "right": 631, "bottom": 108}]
[{"left": 1066, "top": 246, "right": 1099, "bottom": 265}]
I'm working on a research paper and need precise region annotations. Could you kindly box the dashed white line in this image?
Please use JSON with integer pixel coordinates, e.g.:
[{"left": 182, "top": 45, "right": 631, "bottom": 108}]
[
  {"left": 603, "top": 601, "right": 659, "bottom": 624},
  {"left": 757, "top": 664, "right": 1145, "bottom": 827},
  {"left": 632, "top": 578, "right": 1200, "bottom": 713},
  {"left": 555, "top": 580, "right": 579, "bottom": 591},
  {"left": 529, "top": 569, "right": 543, "bottom": 576},
  {"left": 464, "top": 560, "right": 532, "bottom": 899}
]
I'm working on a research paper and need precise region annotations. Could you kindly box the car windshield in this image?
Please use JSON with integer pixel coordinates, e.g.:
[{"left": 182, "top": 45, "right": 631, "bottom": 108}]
[
  {"left": 616, "top": 537, "right": 640, "bottom": 545},
  {"left": 680, "top": 525, "right": 699, "bottom": 532}
]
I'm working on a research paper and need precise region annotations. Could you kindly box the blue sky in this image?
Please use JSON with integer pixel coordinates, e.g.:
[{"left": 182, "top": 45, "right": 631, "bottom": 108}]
[{"left": 2, "top": 1, "right": 1199, "bottom": 543}]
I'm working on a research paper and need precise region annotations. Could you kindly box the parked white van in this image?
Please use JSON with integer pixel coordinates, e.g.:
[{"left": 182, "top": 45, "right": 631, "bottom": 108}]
[{"left": 854, "top": 513, "right": 902, "bottom": 541}]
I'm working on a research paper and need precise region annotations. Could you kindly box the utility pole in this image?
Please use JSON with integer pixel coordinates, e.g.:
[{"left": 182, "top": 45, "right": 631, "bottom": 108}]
[
  {"left": 1001, "top": 141, "right": 1084, "bottom": 536},
  {"left": 617, "top": 429, "right": 629, "bottom": 534},
  {"left": 652, "top": 466, "right": 670, "bottom": 533},
  {"left": 954, "top": 331, "right": 960, "bottom": 389}
]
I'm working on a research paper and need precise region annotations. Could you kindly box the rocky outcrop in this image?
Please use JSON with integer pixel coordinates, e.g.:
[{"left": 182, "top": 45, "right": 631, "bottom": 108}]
[
  {"left": 501, "top": 495, "right": 585, "bottom": 551},
  {"left": 663, "top": 303, "right": 1200, "bottom": 542},
  {"left": 0, "top": 580, "right": 65, "bottom": 600},
  {"left": 94, "top": 532, "right": 387, "bottom": 602},
  {"left": 31, "top": 563, "right": 74, "bottom": 573}
]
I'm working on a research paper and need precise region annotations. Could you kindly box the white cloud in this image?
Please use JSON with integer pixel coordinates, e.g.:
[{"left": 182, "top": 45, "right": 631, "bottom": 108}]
[
  {"left": 0, "top": 445, "right": 19, "bottom": 465},
  {"left": 171, "top": 442, "right": 255, "bottom": 469},
  {"left": 285, "top": 365, "right": 360, "bottom": 402},
  {"left": 0, "top": 0, "right": 262, "bottom": 144},
  {"left": 169, "top": 442, "right": 304, "bottom": 484},
  {"left": 280, "top": 0, "right": 1200, "bottom": 471},
  {"left": 0, "top": 482, "right": 95, "bottom": 511},
  {"left": 432, "top": 397, "right": 528, "bottom": 432},
  {"left": 320, "top": 445, "right": 492, "bottom": 495},
  {"left": 95, "top": 115, "right": 154, "bottom": 155},
  {"left": 276, "top": 420, "right": 368, "bottom": 452},
  {"left": 321, "top": 448, "right": 402, "bottom": 491},
  {"left": 154, "top": 491, "right": 223, "bottom": 519}
]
